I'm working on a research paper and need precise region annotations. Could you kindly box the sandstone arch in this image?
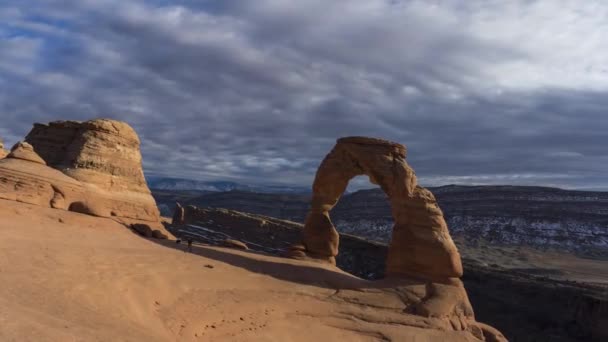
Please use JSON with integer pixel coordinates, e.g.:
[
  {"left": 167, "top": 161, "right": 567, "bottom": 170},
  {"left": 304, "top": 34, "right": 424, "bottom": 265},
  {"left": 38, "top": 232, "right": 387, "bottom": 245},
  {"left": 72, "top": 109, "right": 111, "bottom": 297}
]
[{"left": 290, "top": 136, "right": 463, "bottom": 281}]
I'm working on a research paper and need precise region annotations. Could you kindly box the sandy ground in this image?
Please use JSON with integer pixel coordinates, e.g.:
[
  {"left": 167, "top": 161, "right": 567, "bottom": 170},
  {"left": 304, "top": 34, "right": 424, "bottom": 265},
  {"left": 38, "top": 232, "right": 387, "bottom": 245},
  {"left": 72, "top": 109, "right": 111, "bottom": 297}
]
[{"left": 0, "top": 199, "right": 480, "bottom": 342}]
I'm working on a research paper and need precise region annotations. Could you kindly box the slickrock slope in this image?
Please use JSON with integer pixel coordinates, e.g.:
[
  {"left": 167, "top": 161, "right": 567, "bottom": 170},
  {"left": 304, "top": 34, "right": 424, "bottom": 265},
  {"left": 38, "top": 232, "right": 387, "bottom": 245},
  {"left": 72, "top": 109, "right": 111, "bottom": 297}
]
[
  {"left": 173, "top": 136, "right": 506, "bottom": 342},
  {"left": 1, "top": 199, "right": 493, "bottom": 342},
  {"left": 0, "top": 119, "right": 171, "bottom": 238},
  {"left": 170, "top": 206, "right": 608, "bottom": 341},
  {"left": 173, "top": 208, "right": 504, "bottom": 340},
  {"left": 0, "top": 147, "right": 83, "bottom": 208}
]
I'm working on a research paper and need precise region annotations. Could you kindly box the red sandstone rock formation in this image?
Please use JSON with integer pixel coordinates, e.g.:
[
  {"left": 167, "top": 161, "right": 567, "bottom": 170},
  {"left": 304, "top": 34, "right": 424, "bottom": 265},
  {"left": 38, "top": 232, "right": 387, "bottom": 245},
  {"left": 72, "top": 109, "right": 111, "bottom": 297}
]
[
  {"left": 7, "top": 142, "right": 47, "bottom": 164},
  {"left": 25, "top": 120, "right": 151, "bottom": 194},
  {"left": 0, "top": 119, "right": 172, "bottom": 239},
  {"left": 286, "top": 136, "right": 506, "bottom": 341},
  {"left": 289, "top": 136, "right": 461, "bottom": 279}
]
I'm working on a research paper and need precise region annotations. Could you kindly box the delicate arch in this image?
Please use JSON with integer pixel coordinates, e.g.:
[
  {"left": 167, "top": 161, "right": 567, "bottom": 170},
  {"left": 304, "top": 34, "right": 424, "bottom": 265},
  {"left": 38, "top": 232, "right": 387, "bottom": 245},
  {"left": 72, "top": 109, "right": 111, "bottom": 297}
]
[{"left": 289, "top": 137, "right": 462, "bottom": 280}]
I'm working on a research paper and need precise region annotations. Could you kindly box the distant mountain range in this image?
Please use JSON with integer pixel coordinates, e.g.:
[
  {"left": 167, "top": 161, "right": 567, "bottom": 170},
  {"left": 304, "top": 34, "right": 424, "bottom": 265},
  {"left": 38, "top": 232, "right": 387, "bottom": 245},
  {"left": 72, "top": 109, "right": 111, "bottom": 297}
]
[
  {"left": 146, "top": 177, "right": 310, "bottom": 194},
  {"left": 152, "top": 184, "right": 608, "bottom": 255}
]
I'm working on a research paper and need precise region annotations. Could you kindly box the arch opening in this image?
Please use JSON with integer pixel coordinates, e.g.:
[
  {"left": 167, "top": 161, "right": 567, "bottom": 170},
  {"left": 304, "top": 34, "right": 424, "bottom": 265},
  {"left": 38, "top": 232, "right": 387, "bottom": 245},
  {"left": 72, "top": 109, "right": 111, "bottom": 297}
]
[{"left": 333, "top": 175, "right": 392, "bottom": 243}]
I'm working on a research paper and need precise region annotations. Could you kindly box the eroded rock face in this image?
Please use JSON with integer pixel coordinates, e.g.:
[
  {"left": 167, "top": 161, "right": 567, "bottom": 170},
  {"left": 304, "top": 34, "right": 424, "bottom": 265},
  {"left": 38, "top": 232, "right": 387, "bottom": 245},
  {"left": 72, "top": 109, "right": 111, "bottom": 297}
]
[
  {"left": 25, "top": 119, "right": 150, "bottom": 193},
  {"left": 0, "top": 154, "right": 84, "bottom": 209},
  {"left": 285, "top": 137, "right": 504, "bottom": 340},
  {"left": 23, "top": 119, "right": 160, "bottom": 222},
  {"left": 289, "top": 136, "right": 462, "bottom": 280},
  {"left": 172, "top": 205, "right": 506, "bottom": 341},
  {"left": 8, "top": 142, "right": 46, "bottom": 165},
  {"left": 0, "top": 119, "right": 171, "bottom": 239}
]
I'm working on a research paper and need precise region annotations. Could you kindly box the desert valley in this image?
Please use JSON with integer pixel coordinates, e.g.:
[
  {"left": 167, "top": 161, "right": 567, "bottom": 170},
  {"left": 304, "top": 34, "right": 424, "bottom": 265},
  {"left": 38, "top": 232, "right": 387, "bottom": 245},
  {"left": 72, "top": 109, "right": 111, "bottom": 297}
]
[{"left": 0, "top": 119, "right": 607, "bottom": 342}]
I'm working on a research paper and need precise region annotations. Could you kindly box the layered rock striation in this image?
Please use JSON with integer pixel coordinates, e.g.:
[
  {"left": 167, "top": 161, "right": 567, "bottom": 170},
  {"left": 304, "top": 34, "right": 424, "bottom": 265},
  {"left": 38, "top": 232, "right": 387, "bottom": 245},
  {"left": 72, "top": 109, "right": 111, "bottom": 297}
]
[
  {"left": 172, "top": 204, "right": 506, "bottom": 341},
  {"left": 287, "top": 137, "right": 462, "bottom": 280},
  {"left": 0, "top": 119, "right": 171, "bottom": 238},
  {"left": 284, "top": 136, "right": 503, "bottom": 340},
  {"left": 172, "top": 137, "right": 506, "bottom": 341},
  {"left": 170, "top": 206, "right": 607, "bottom": 341}
]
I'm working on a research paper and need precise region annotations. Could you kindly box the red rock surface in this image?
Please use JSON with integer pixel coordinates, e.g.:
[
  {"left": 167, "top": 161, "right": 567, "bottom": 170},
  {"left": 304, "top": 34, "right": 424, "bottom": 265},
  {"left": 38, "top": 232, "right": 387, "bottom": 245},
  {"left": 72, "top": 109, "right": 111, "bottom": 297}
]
[
  {"left": 0, "top": 119, "right": 171, "bottom": 239},
  {"left": 7, "top": 142, "right": 46, "bottom": 164},
  {"left": 290, "top": 136, "right": 462, "bottom": 279},
  {"left": 285, "top": 136, "right": 505, "bottom": 341}
]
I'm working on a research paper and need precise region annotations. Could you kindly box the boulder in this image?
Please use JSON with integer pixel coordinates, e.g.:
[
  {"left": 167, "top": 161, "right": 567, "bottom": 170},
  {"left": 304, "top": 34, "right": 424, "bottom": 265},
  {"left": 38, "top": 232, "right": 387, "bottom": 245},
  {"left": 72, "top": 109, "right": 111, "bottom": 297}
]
[
  {"left": 130, "top": 223, "right": 167, "bottom": 239},
  {"left": 0, "top": 119, "right": 172, "bottom": 239},
  {"left": 131, "top": 223, "right": 154, "bottom": 238},
  {"left": 223, "top": 239, "right": 249, "bottom": 250}
]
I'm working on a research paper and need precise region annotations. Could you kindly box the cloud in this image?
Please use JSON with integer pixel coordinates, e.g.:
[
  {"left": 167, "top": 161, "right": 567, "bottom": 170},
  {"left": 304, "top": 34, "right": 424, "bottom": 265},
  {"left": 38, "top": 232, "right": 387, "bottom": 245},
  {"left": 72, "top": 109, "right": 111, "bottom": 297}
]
[{"left": 0, "top": 0, "right": 607, "bottom": 190}]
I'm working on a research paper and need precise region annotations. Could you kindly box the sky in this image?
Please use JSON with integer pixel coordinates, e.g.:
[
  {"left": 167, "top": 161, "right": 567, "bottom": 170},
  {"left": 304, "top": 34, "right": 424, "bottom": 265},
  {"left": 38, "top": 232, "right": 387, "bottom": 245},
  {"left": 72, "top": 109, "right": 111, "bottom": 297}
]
[{"left": 1, "top": 0, "right": 607, "bottom": 190}]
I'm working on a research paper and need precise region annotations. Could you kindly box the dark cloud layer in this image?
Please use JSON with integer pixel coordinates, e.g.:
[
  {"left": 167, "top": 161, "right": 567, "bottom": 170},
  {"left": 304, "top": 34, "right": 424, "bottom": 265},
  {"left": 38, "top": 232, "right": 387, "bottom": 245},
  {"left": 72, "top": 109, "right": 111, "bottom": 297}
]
[{"left": 1, "top": 0, "right": 607, "bottom": 190}]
